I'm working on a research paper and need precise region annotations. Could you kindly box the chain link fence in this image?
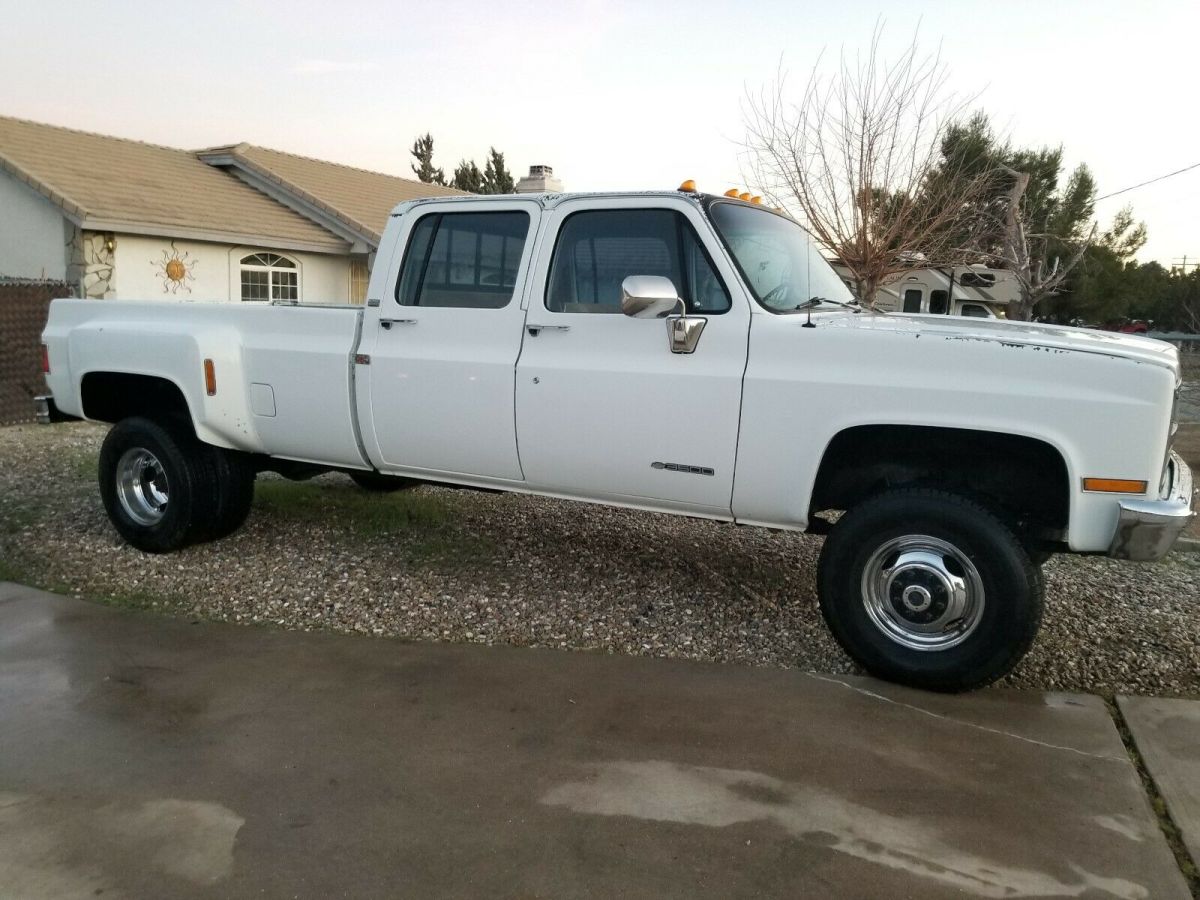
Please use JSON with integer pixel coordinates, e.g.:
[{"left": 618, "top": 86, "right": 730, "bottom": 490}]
[{"left": 0, "top": 280, "right": 75, "bottom": 425}]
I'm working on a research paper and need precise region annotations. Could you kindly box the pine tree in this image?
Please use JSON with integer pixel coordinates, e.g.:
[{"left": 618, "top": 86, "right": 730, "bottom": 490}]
[
  {"left": 410, "top": 133, "right": 445, "bottom": 185},
  {"left": 481, "top": 148, "right": 515, "bottom": 194},
  {"left": 452, "top": 160, "right": 484, "bottom": 193},
  {"left": 412, "top": 134, "right": 517, "bottom": 195}
]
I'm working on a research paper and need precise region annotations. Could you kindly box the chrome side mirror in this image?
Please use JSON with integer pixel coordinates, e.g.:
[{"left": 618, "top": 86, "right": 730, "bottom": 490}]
[
  {"left": 619, "top": 275, "right": 706, "bottom": 354},
  {"left": 621, "top": 275, "right": 684, "bottom": 319}
]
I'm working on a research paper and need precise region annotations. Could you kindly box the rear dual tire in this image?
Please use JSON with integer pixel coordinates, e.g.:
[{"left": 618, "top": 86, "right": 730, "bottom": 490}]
[{"left": 99, "top": 417, "right": 255, "bottom": 553}]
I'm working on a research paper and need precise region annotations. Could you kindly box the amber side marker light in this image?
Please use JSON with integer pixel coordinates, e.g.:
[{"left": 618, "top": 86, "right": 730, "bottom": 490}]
[
  {"left": 203, "top": 359, "right": 217, "bottom": 396},
  {"left": 1082, "top": 478, "right": 1147, "bottom": 494},
  {"left": 41, "top": 344, "right": 50, "bottom": 375}
]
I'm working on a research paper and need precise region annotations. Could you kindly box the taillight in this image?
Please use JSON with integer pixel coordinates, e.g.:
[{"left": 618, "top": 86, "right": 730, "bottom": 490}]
[{"left": 41, "top": 344, "right": 50, "bottom": 375}]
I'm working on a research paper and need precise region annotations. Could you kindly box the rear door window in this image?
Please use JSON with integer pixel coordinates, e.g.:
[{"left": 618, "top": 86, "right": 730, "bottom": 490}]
[{"left": 396, "top": 211, "right": 530, "bottom": 309}]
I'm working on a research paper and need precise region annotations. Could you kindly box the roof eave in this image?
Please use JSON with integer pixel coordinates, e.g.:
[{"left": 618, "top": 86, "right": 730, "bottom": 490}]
[
  {"left": 198, "top": 149, "right": 381, "bottom": 250},
  {"left": 82, "top": 218, "right": 351, "bottom": 255},
  {"left": 0, "top": 150, "right": 87, "bottom": 224}
]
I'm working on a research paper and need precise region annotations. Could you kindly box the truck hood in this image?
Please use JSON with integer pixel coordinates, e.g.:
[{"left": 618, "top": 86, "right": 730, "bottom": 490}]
[{"left": 818, "top": 312, "right": 1181, "bottom": 377}]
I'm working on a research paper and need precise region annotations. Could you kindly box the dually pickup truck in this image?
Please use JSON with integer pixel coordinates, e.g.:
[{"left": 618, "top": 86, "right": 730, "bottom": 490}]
[{"left": 41, "top": 188, "right": 1195, "bottom": 691}]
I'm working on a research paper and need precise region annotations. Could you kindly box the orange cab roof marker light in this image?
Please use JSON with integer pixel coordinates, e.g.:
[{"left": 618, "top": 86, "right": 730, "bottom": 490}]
[
  {"left": 724, "top": 188, "right": 740, "bottom": 198},
  {"left": 678, "top": 179, "right": 697, "bottom": 192},
  {"left": 738, "top": 192, "right": 752, "bottom": 201},
  {"left": 203, "top": 358, "right": 217, "bottom": 396},
  {"left": 1081, "top": 478, "right": 1148, "bottom": 494}
]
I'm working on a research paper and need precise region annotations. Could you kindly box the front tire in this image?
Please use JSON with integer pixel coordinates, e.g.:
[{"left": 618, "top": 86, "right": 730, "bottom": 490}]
[
  {"left": 99, "top": 417, "right": 215, "bottom": 553},
  {"left": 817, "top": 488, "right": 1043, "bottom": 692}
]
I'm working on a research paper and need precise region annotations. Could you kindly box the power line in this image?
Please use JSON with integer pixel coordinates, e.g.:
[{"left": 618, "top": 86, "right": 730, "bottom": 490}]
[{"left": 1095, "top": 161, "right": 1200, "bottom": 202}]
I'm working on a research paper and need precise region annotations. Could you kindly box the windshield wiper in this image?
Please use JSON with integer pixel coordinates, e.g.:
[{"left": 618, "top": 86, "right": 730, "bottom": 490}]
[{"left": 791, "top": 296, "right": 865, "bottom": 313}]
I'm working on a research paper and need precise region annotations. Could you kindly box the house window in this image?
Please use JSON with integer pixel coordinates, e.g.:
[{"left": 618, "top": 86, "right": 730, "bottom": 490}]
[
  {"left": 349, "top": 259, "right": 370, "bottom": 304},
  {"left": 240, "top": 252, "right": 298, "bottom": 302}
]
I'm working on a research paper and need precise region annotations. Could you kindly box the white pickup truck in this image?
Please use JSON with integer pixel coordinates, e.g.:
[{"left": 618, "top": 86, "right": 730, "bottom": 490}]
[{"left": 40, "top": 188, "right": 1194, "bottom": 691}]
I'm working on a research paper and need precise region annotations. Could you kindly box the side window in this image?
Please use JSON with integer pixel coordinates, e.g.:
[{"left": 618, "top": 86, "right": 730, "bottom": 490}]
[
  {"left": 395, "top": 211, "right": 530, "bottom": 309},
  {"left": 961, "top": 303, "right": 990, "bottom": 318},
  {"left": 546, "top": 209, "right": 730, "bottom": 314},
  {"left": 902, "top": 289, "right": 922, "bottom": 313},
  {"left": 930, "top": 289, "right": 949, "bottom": 315}
]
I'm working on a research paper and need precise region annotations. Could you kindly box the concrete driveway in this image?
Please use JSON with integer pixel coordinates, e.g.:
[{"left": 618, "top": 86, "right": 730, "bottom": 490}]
[{"left": 0, "top": 582, "right": 1192, "bottom": 899}]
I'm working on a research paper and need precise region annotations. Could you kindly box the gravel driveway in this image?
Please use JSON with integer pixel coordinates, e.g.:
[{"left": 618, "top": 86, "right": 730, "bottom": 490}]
[{"left": 2, "top": 421, "right": 1197, "bottom": 697}]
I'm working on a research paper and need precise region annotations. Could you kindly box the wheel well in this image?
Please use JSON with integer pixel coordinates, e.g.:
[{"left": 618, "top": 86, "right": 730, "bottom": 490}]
[
  {"left": 80, "top": 372, "right": 193, "bottom": 431},
  {"left": 810, "top": 425, "right": 1070, "bottom": 539}
]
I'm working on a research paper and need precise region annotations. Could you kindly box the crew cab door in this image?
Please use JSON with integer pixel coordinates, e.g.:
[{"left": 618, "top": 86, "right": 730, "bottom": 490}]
[
  {"left": 515, "top": 197, "right": 750, "bottom": 515},
  {"left": 359, "top": 200, "right": 540, "bottom": 480}
]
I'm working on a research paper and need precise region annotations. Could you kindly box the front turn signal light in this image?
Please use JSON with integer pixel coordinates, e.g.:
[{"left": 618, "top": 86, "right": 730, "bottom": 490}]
[{"left": 1082, "top": 478, "right": 1147, "bottom": 494}]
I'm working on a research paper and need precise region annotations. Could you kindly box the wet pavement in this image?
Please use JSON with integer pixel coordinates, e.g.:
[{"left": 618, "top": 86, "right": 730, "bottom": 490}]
[{"left": 0, "top": 582, "right": 1192, "bottom": 899}]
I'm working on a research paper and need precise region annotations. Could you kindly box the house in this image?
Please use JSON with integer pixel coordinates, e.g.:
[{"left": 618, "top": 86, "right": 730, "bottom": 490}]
[{"left": 0, "top": 116, "right": 464, "bottom": 303}]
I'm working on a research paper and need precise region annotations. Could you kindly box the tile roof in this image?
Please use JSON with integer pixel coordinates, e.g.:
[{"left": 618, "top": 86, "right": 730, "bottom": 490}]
[
  {"left": 199, "top": 143, "right": 467, "bottom": 243},
  {"left": 0, "top": 116, "right": 347, "bottom": 252}
]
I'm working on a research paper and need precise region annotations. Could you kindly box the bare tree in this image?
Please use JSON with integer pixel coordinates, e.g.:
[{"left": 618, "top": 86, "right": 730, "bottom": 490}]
[
  {"left": 981, "top": 166, "right": 1096, "bottom": 321},
  {"left": 742, "top": 28, "right": 994, "bottom": 307}
]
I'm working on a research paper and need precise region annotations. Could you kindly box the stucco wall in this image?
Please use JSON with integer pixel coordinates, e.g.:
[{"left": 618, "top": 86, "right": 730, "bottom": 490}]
[
  {"left": 111, "top": 234, "right": 353, "bottom": 303},
  {"left": 0, "top": 170, "right": 70, "bottom": 280}
]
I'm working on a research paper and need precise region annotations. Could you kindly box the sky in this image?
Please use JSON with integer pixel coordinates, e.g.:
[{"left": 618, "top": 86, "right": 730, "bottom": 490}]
[{"left": 1, "top": 0, "right": 1196, "bottom": 264}]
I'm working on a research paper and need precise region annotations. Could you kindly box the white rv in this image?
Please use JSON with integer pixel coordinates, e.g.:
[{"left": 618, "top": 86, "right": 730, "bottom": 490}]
[{"left": 829, "top": 262, "right": 1019, "bottom": 318}]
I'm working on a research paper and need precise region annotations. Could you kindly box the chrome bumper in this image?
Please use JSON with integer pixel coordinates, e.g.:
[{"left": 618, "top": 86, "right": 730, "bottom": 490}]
[
  {"left": 1108, "top": 452, "right": 1195, "bottom": 561},
  {"left": 34, "top": 395, "right": 53, "bottom": 425},
  {"left": 33, "top": 395, "right": 75, "bottom": 425}
]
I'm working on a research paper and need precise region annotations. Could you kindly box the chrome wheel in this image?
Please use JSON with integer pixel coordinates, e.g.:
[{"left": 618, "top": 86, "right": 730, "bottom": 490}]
[
  {"left": 860, "top": 535, "right": 984, "bottom": 651},
  {"left": 115, "top": 447, "right": 170, "bottom": 526}
]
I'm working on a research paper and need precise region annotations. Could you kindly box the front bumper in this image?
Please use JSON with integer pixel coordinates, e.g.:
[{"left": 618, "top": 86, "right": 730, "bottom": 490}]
[{"left": 1108, "top": 452, "right": 1195, "bottom": 561}]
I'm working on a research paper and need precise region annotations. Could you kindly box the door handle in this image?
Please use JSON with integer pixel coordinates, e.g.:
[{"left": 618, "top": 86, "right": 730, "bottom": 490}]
[
  {"left": 527, "top": 324, "right": 570, "bottom": 336},
  {"left": 380, "top": 318, "right": 417, "bottom": 330}
]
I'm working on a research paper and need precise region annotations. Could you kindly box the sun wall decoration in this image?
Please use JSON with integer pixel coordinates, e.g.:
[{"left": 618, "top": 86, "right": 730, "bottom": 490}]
[{"left": 153, "top": 242, "right": 197, "bottom": 294}]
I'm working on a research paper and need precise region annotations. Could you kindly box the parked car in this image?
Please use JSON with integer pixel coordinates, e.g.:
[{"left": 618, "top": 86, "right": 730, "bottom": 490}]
[
  {"left": 40, "top": 187, "right": 1195, "bottom": 691},
  {"left": 1099, "top": 319, "right": 1151, "bottom": 335}
]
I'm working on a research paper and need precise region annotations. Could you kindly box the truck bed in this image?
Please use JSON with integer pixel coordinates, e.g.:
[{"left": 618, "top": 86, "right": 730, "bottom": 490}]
[{"left": 42, "top": 299, "right": 370, "bottom": 468}]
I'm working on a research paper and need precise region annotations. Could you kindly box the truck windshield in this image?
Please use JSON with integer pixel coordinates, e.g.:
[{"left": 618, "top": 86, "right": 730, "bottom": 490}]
[{"left": 708, "top": 202, "right": 854, "bottom": 313}]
